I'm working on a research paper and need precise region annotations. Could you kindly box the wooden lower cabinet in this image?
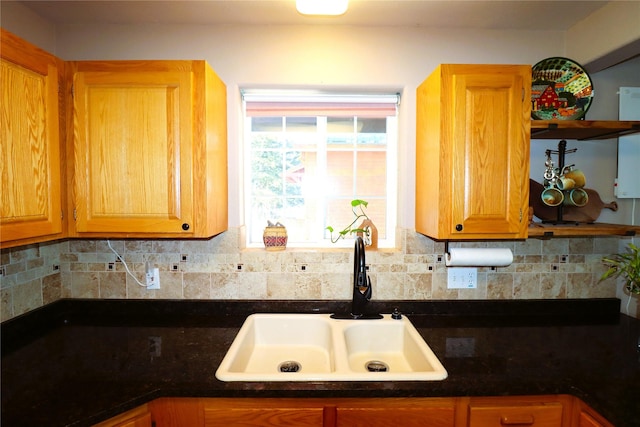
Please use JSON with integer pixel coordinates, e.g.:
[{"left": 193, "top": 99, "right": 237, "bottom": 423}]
[
  {"left": 146, "top": 397, "right": 456, "bottom": 427},
  {"left": 466, "top": 395, "right": 572, "bottom": 427},
  {"left": 203, "top": 398, "right": 325, "bottom": 427},
  {"left": 97, "top": 395, "right": 612, "bottom": 427},
  {"left": 572, "top": 399, "right": 614, "bottom": 427},
  {"left": 93, "top": 404, "right": 152, "bottom": 427},
  {"left": 335, "top": 398, "right": 456, "bottom": 427}
]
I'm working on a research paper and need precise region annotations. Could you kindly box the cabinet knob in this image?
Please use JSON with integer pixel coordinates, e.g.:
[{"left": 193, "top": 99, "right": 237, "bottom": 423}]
[
  {"left": 455, "top": 224, "right": 463, "bottom": 231},
  {"left": 182, "top": 223, "right": 190, "bottom": 231}
]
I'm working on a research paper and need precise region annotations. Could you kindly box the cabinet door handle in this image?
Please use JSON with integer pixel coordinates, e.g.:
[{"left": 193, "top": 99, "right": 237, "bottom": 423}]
[{"left": 500, "top": 414, "right": 535, "bottom": 425}]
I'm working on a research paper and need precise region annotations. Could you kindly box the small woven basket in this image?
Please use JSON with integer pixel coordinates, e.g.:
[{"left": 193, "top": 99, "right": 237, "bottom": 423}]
[{"left": 263, "top": 224, "right": 288, "bottom": 251}]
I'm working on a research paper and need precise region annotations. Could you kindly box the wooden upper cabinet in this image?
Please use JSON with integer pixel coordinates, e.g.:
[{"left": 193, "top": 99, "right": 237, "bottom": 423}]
[
  {"left": 68, "top": 60, "right": 228, "bottom": 237},
  {"left": 416, "top": 64, "right": 531, "bottom": 240},
  {"left": 1, "top": 29, "right": 64, "bottom": 249}
]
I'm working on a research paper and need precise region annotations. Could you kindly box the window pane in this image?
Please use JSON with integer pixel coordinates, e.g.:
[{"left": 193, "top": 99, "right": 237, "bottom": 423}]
[
  {"left": 359, "top": 117, "right": 387, "bottom": 133},
  {"left": 286, "top": 116, "right": 317, "bottom": 132},
  {"left": 252, "top": 116, "right": 282, "bottom": 132},
  {"left": 327, "top": 117, "right": 354, "bottom": 132},
  {"left": 284, "top": 197, "right": 317, "bottom": 241},
  {"left": 358, "top": 117, "right": 387, "bottom": 145},
  {"left": 250, "top": 134, "right": 283, "bottom": 150},
  {"left": 327, "top": 151, "right": 354, "bottom": 197},
  {"left": 327, "top": 116, "right": 355, "bottom": 148},
  {"left": 356, "top": 151, "right": 386, "bottom": 197},
  {"left": 244, "top": 94, "right": 397, "bottom": 247},
  {"left": 250, "top": 196, "right": 283, "bottom": 240},
  {"left": 284, "top": 151, "right": 303, "bottom": 196},
  {"left": 251, "top": 150, "right": 283, "bottom": 196},
  {"left": 286, "top": 133, "right": 318, "bottom": 151}
]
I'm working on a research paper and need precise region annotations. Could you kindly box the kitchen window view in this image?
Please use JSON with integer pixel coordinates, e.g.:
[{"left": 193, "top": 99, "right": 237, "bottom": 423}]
[{"left": 243, "top": 92, "right": 399, "bottom": 247}]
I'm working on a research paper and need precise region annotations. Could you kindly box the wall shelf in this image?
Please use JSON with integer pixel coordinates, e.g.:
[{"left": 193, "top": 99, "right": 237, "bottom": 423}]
[
  {"left": 529, "top": 120, "right": 640, "bottom": 238},
  {"left": 531, "top": 120, "right": 640, "bottom": 140},
  {"left": 528, "top": 222, "right": 639, "bottom": 238}
]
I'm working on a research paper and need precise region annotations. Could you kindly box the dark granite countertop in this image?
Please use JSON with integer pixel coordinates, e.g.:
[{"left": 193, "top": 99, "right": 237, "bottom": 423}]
[{"left": 2, "top": 298, "right": 639, "bottom": 426}]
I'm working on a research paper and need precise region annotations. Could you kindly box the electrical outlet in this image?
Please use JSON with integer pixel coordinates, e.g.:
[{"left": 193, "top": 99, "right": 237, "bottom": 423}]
[
  {"left": 146, "top": 267, "right": 160, "bottom": 289},
  {"left": 148, "top": 336, "right": 162, "bottom": 357},
  {"left": 447, "top": 267, "right": 477, "bottom": 289}
]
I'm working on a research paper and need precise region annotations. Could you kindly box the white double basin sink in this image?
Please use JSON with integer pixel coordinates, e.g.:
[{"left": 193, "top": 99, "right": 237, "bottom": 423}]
[{"left": 215, "top": 313, "right": 447, "bottom": 382}]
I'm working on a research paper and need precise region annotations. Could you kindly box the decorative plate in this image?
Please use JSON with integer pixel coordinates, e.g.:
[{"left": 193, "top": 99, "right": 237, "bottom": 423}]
[{"left": 531, "top": 57, "right": 594, "bottom": 120}]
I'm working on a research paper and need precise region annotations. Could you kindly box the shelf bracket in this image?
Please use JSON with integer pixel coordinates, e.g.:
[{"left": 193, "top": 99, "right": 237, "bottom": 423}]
[{"left": 531, "top": 123, "right": 558, "bottom": 137}]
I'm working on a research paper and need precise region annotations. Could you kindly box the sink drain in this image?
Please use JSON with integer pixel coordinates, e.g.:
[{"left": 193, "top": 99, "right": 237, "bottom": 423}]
[
  {"left": 365, "top": 360, "right": 389, "bottom": 372},
  {"left": 278, "top": 361, "right": 301, "bottom": 373}
]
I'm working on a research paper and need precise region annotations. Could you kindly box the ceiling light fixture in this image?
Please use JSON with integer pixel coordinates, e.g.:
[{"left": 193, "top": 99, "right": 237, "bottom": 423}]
[{"left": 296, "top": 0, "right": 349, "bottom": 16}]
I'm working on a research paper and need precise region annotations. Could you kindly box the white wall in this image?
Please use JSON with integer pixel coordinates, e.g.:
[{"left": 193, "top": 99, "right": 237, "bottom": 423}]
[
  {"left": 0, "top": 1, "right": 57, "bottom": 52},
  {"left": 567, "top": 1, "right": 640, "bottom": 71}
]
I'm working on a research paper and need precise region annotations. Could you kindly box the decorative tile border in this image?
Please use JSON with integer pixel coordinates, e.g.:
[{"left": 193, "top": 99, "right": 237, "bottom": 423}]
[{"left": 0, "top": 229, "right": 631, "bottom": 321}]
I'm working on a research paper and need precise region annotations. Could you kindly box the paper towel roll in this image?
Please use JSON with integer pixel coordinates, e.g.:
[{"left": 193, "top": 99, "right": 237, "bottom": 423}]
[{"left": 445, "top": 248, "right": 513, "bottom": 267}]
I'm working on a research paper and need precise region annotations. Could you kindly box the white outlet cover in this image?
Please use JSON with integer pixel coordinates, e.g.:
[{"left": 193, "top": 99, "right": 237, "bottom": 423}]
[
  {"left": 447, "top": 267, "right": 477, "bottom": 289},
  {"left": 146, "top": 268, "right": 160, "bottom": 290}
]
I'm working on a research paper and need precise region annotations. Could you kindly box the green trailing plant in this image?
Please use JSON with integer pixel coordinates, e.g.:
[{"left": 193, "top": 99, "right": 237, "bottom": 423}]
[
  {"left": 600, "top": 243, "right": 640, "bottom": 295},
  {"left": 326, "top": 199, "right": 370, "bottom": 243}
]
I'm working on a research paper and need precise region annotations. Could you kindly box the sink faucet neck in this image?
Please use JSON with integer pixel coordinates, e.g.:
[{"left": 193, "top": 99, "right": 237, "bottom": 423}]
[{"left": 351, "top": 236, "right": 380, "bottom": 319}]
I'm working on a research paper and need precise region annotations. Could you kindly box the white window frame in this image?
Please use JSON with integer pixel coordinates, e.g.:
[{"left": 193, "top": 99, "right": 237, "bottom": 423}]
[{"left": 242, "top": 90, "right": 399, "bottom": 249}]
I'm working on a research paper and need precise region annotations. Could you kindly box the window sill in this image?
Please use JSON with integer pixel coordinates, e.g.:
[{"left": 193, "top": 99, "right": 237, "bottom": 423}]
[{"left": 241, "top": 246, "right": 400, "bottom": 253}]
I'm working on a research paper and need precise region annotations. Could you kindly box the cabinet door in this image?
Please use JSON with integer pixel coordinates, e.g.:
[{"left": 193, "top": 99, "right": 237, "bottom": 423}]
[
  {"left": 203, "top": 399, "right": 324, "bottom": 427},
  {"left": 72, "top": 67, "right": 194, "bottom": 234},
  {"left": 204, "top": 407, "right": 324, "bottom": 427},
  {"left": 336, "top": 407, "right": 454, "bottom": 427},
  {"left": 336, "top": 398, "right": 456, "bottom": 427},
  {"left": 1, "top": 29, "right": 63, "bottom": 248},
  {"left": 416, "top": 64, "right": 531, "bottom": 240},
  {"left": 468, "top": 403, "right": 563, "bottom": 427},
  {"left": 449, "top": 67, "right": 530, "bottom": 238}
]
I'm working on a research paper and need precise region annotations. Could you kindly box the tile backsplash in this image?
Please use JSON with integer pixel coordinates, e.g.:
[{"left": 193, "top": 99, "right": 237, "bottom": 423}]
[{"left": 1, "top": 228, "right": 633, "bottom": 321}]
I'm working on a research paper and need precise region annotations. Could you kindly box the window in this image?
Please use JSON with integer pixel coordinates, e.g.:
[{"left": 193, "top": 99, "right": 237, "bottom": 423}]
[{"left": 243, "top": 91, "right": 398, "bottom": 248}]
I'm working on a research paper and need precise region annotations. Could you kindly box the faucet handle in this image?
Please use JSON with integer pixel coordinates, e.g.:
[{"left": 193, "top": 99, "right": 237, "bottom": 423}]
[
  {"left": 391, "top": 307, "right": 403, "bottom": 319},
  {"left": 361, "top": 276, "right": 372, "bottom": 300}
]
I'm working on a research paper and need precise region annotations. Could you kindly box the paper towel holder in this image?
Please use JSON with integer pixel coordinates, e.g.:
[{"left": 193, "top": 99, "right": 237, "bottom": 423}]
[
  {"left": 444, "top": 241, "right": 452, "bottom": 266},
  {"left": 443, "top": 241, "right": 514, "bottom": 268}
]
